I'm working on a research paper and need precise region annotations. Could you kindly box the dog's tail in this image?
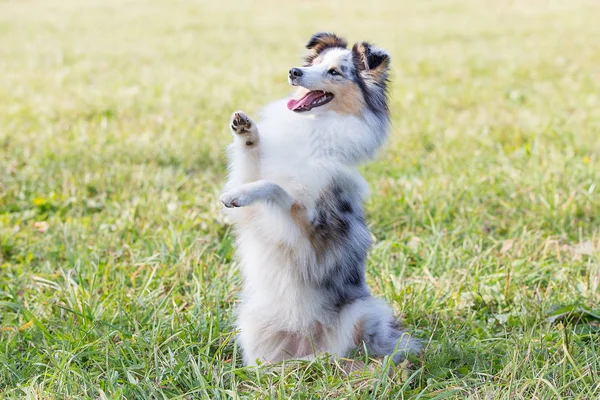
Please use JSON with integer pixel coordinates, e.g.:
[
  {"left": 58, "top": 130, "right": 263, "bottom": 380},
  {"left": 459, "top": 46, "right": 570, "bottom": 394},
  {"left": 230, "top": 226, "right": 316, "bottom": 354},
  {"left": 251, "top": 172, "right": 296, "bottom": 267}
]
[{"left": 343, "top": 297, "right": 421, "bottom": 364}]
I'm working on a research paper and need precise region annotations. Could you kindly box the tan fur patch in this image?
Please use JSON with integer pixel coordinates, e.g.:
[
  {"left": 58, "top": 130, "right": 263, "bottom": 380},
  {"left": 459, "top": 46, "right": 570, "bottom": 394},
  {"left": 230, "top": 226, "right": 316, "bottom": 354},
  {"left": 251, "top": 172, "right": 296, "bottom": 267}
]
[
  {"left": 353, "top": 318, "right": 365, "bottom": 345},
  {"left": 290, "top": 201, "right": 329, "bottom": 265},
  {"left": 352, "top": 41, "right": 390, "bottom": 83},
  {"left": 329, "top": 82, "right": 365, "bottom": 116},
  {"left": 290, "top": 186, "right": 346, "bottom": 264},
  {"left": 353, "top": 42, "right": 370, "bottom": 70},
  {"left": 366, "top": 58, "right": 390, "bottom": 82},
  {"left": 311, "top": 36, "right": 346, "bottom": 53},
  {"left": 306, "top": 33, "right": 348, "bottom": 63},
  {"left": 290, "top": 202, "right": 311, "bottom": 233},
  {"left": 273, "top": 322, "right": 325, "bottom": 360}
]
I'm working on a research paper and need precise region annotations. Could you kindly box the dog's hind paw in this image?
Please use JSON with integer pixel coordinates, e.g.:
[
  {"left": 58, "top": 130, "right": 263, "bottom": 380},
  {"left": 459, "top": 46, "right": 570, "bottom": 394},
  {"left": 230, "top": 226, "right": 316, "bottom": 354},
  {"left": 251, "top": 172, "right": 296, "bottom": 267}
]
[{"left": 230, "top": 111, "right": 258, "bottom": 146}]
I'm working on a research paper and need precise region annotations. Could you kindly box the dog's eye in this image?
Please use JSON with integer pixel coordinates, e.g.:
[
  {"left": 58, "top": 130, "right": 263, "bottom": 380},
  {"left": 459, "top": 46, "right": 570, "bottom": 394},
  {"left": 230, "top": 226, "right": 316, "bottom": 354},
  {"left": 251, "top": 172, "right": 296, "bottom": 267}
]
[{"left": 328, "top": 69, "right": 341, "bottom": 76}]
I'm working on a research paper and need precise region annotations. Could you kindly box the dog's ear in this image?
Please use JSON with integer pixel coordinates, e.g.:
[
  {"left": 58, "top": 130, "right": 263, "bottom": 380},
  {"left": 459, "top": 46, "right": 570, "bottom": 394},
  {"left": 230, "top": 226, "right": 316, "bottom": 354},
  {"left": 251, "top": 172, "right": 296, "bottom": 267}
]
[
  {"left": 304, "top": 32, "right": 347, "bottom": 64},
  {"left": 352, "top": 41, "right": 390, "bottom": 82}
]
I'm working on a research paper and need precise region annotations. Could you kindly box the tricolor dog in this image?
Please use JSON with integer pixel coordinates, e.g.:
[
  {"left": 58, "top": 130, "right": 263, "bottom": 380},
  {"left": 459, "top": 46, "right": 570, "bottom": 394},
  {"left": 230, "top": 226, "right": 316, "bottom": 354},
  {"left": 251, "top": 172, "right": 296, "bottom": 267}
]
[{"left": 220, "top": 32, "right": 420, "bottom": 366}]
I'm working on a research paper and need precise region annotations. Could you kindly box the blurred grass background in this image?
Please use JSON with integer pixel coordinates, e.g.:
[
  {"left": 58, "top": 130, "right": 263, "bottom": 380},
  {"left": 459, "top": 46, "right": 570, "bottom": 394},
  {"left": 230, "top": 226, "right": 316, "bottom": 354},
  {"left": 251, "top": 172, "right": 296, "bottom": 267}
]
[{"left": 1, "top": 0, "right": 599, "bottom": 398}]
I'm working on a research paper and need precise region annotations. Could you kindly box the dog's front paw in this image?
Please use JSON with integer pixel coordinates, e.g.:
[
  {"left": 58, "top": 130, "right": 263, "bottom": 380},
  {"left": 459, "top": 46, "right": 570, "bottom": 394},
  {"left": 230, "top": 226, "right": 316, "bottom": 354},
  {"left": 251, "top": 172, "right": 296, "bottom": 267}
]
[
  {"left": 230, "top": 111, "right": 257, "bottom": 146},
  {"left": 220, "top": 189, "right": 252, "bottom": 208}
]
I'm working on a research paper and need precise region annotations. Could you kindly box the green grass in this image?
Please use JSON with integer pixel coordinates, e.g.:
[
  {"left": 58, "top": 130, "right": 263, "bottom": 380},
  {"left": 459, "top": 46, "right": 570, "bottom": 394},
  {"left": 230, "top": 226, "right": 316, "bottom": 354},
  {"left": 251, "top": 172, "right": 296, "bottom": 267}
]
[{"left": 1, "top": 0, "right": 600, "bottom": 398}]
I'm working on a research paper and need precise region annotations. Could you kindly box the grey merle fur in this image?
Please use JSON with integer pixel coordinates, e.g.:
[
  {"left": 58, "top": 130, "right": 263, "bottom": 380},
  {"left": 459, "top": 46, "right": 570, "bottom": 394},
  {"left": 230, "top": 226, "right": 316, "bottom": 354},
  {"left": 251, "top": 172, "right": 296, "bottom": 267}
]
[
  {"left": 309, "top": 175, "right": 371, "bottom": 312},
  {"left": 351, "top": 41, "right": 391, "bottom": 119},
  {"left": 305, "top": 174, "right": 413, "bottom": 361}
]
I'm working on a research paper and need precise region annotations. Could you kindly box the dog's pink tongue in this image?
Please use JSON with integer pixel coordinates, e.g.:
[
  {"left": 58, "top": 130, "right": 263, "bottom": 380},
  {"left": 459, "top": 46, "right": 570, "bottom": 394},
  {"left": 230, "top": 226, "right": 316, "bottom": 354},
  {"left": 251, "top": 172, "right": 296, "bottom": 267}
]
[
  {"left": 286, "top": 98, "right": 302, "bottom": 111},
  {"left": 287, "top": 91, "right": 320, "bottom": 111}
]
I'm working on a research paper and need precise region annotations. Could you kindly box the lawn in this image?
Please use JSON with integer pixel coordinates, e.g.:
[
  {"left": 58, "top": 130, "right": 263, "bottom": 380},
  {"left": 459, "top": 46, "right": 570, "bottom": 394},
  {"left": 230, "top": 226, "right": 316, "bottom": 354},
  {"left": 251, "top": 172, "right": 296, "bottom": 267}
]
[{"left": 1, "top": 0, "right": 599, "bottom": 398}]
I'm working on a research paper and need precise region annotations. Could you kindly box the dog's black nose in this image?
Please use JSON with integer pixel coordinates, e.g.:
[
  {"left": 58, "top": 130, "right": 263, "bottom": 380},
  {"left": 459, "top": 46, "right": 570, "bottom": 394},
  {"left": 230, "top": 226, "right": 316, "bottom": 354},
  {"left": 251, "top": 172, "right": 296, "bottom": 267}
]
[{"left": 289, "top": 68, "right": 303, "bottom": 78}]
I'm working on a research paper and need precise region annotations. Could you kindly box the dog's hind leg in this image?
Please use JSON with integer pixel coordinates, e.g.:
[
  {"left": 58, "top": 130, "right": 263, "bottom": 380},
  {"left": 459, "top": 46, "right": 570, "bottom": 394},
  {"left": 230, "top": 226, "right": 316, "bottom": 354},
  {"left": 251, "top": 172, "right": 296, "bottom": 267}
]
[{"left": 225, "top": 111, "right": 261, "bottom": 189}]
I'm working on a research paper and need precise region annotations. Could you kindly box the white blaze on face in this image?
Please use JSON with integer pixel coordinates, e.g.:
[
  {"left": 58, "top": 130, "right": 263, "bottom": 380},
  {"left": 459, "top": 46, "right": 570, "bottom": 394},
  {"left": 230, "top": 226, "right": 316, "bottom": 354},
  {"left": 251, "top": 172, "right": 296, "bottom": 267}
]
[
  {"left": 287, "top": 48, "right": 366, "bottom": 114},
  {"left": 294, "top": 48, "right": 352, "bottom": 91}
]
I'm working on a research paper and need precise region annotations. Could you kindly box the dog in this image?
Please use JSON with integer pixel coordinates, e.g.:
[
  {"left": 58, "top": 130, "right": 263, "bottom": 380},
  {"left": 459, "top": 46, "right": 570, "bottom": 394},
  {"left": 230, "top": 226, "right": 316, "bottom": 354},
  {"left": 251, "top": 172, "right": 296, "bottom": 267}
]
[{"left": 220, "top": 32, "right": 420, "bottom": 366}]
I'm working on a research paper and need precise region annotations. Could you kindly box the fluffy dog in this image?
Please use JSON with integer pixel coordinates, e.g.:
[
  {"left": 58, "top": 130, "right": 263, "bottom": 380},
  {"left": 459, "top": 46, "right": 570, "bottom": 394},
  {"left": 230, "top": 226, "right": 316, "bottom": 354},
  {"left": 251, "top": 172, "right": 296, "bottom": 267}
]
[{"left": 220, "top": 32, "right": 420, "bottom": 366}]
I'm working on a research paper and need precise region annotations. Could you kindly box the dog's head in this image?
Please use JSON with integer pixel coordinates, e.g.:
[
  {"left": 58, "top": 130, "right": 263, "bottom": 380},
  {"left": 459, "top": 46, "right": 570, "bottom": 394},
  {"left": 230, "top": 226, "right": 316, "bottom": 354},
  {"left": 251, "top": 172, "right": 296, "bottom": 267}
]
[{"left": 287, "top": 32, "right": 390, "bottom": 117}]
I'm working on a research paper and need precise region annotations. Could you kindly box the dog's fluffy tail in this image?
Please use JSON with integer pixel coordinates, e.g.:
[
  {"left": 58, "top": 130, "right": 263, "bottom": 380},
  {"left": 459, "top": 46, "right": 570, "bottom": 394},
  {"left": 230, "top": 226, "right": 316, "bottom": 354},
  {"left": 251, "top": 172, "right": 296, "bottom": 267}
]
[
  {"left": 362, "top": 311, "right": 422, "bottom": 364},
  {"left": 340, "top": 297, "right": 421, "bottom": 364}
]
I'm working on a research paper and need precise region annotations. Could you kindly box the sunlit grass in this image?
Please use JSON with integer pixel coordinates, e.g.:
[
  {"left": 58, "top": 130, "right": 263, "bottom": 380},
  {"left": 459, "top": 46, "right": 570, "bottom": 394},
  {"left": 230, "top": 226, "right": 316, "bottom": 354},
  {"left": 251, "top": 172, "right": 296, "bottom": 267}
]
[{"left": 1, "top": 0, "right": 599, "bottom": 398}]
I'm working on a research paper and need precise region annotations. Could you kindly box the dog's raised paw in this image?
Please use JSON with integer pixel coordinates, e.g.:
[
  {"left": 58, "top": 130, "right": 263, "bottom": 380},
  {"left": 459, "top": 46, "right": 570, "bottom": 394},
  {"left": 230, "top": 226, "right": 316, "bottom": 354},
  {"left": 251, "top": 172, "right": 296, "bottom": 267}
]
[
  {"left": 230, "top": 111, "right": 258, "bottom": 146},
  {"left": 230, "top": 111, "right": 253, "bottom": 133},
  {"left": 220, "top": 190, "right": 249, "bottom": 208}
]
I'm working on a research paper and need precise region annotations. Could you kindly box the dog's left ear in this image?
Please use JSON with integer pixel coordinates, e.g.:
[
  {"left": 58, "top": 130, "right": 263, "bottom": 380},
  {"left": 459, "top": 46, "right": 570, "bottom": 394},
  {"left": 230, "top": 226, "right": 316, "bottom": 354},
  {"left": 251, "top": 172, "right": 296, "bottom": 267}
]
[{"left": 352, "top": 41, "right": 390, "bottom": 82}]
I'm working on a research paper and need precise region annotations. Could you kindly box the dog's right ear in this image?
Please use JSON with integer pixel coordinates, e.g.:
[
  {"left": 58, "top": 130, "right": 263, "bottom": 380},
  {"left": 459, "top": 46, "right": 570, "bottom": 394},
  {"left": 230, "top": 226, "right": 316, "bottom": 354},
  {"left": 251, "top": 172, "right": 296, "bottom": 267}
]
[{"left": 304, "top": 32, "right": 347, "bottom": 64}]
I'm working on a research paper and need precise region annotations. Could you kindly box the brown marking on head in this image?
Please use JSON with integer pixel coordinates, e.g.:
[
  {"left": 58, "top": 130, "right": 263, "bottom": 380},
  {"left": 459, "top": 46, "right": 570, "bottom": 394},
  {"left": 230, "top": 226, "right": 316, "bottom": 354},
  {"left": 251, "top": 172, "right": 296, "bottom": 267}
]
[
  {"left": 352, "top": 41, "right": 390, "bottom": 83},
  {"left": 305, "top": 32, "right": 348, "bottom": 65},
  {"left": 328, "top": 81, "right": 365, "bottom": 116}
]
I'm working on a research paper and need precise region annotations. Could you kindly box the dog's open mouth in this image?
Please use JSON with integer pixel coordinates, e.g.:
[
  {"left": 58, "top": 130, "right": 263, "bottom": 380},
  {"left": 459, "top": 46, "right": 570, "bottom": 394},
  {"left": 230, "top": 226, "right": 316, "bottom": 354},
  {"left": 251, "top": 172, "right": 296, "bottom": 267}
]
[{"left": 287, "top": 91, "right": 334, "bottom": 112}]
